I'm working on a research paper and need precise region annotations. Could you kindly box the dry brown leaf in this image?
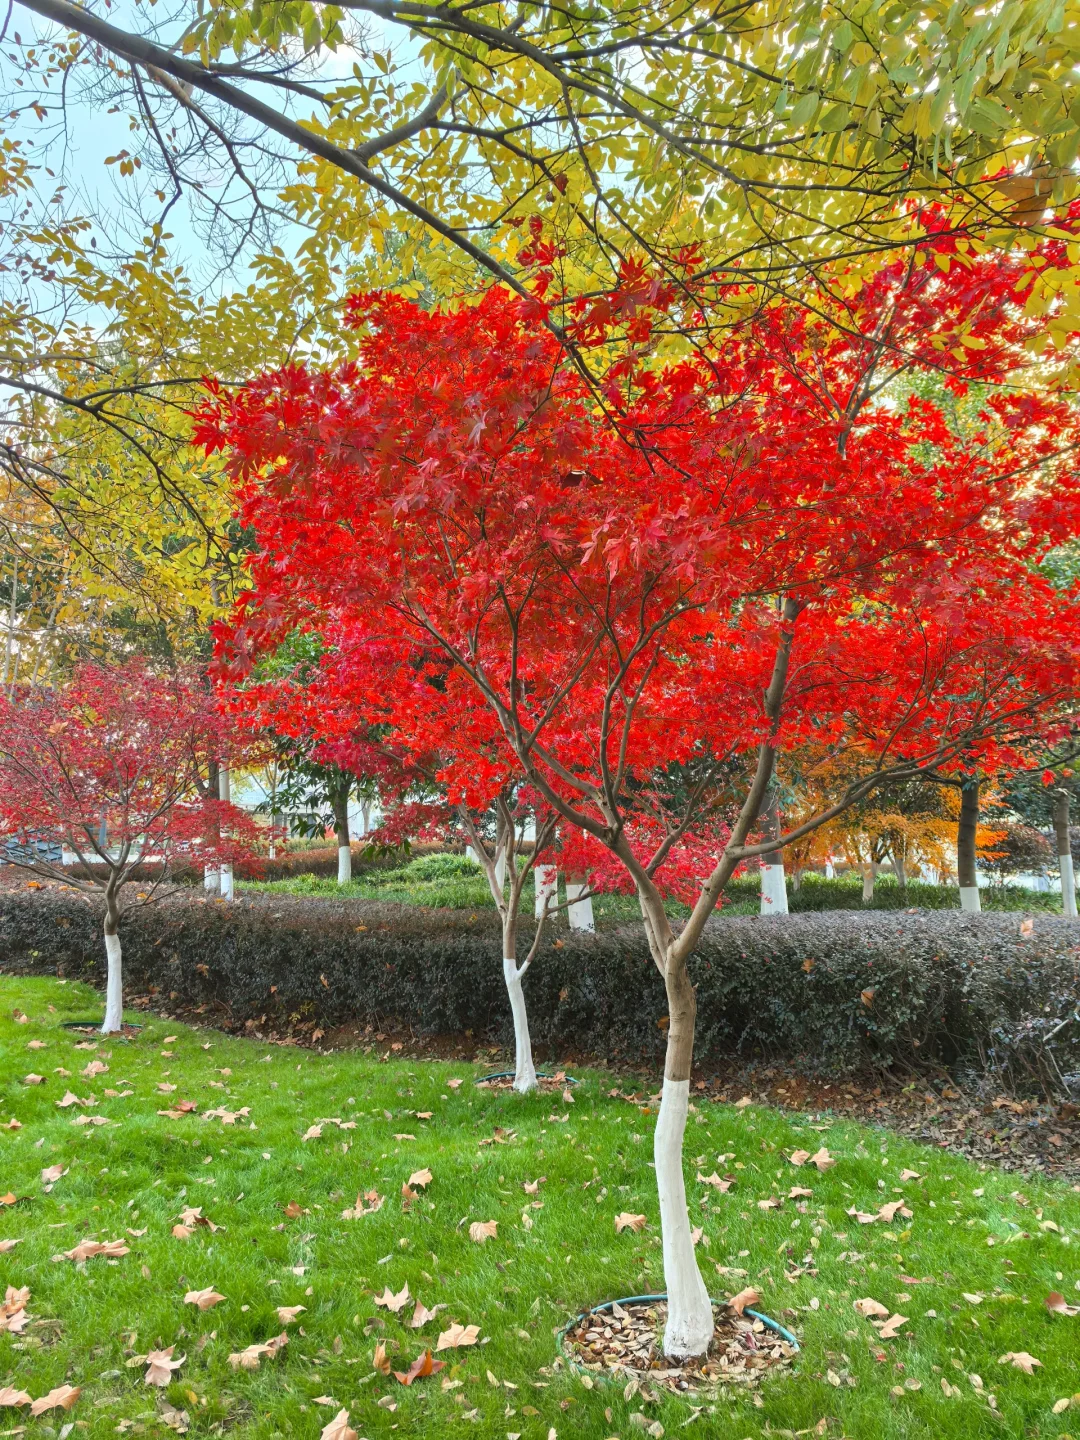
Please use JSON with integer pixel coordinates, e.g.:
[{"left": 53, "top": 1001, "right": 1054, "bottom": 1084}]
[
  {"left": 22, "top": 1074, "right": 43, "bottom": 1086},
  {"left": 614, "top": 1212, "right": 646, "bottom": 1234},
  {"left": 227, "top": 1332, "right": 288, "bottom": 1370},
  {"left": 788, "top": 1149, "right": 811, "bottom": 1167},
  {"left": 728, "top": 1287, "right": 761, "bottom": 1317},
  {"left": 809, "top": 1148, "right": 835, "bottom": 1172},
  {"left": 0, "top": 1286, "right": 30, "bottom": 1334},
  {"left": 372, "top": 1340, "right": 391, "bottom": 1375},
  {"left": 696, "top": 1172, "right": 732, "bottom": 1192},
  {"left": 184, "top": 1287, "right": 225, "bottom": 1311},
  {"left": 854, "top": 1297, "right": 890, "bottom": 1318},
  {"left": 757, "top": 1196, "right": 781, "bottom": 1211},
  {"left": 341, "top": 1190, "right": 383, "bottom": 1219},
  {"left": 899, "top": 1169, "right": 921, "bottom": 1182},
  {"left": 394, "top": 1349, "right": 445, "bottom": 1385},
  {"left": 64, "top": 1238, "right": 128, "bottom": 1261},
  {"left": 0, "top": 1385, "right": 30, "bottom": 1407},
  {"left": 1045, "top": 1292, "right": 1080, "bottom": 1317},
  {"left": 302, "top": 1124, "right": 323, "bottom": 1141},
  {"left": 277, "top": 1305, "right": 306, "bottom": 1325},
  {"left": 877, "top": 1200, "right": 912, "bottom": 1223},
  {"left": 446, "top": 1078, "right": 463, "bottom": 1090},
  {"left": 172, "top": 1224, "right": 193, "bottom": 1240},
  {"left": 468, "top": 1220, "right": 498, "bottom": 1244},
  {"left": 788, "top": 1186, "right": 813, "bottom": 1200},
  {"left": 81, "top": 1060, "right": 108, "bottom": 1078},
  {"left": 436, "top": 1322, "right": 480, "bottom": 1351},
  {"left": 41, "top": 1164, "right": 64, "bottom": 1184},
  {"left": 320, "top": 1408, "right": 358, "bottom": 1440},
  {"left": 145, "top": 1347, "right": 185, "bottom": 1386},
  {"left": 999, "top": 1351, "right": 1042, "bottom": 1374},
  {"left": 72, "top": 1115, "right": 110, "bottom": 1127},
  {"left": 0, "top": 1240, "right": 21, "bottom": 1253},
  {"left": 374, "top": 1283, "right": 410, "bottom": 1314},
  {"left": 29, "top": 1384, "right": 79, "bottom": 1416},
  {"left": 408, "top": 1168, "right": 433, "bottom": 1189},
  {"left": 876, "top": 1313, "right": 908, "bottom": 1340}
]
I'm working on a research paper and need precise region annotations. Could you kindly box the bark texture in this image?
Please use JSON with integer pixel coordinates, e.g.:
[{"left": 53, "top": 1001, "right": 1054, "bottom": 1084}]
[
  {"left": 957, "top": 780, "right": 981, "bottom": 913},
  {"left": 1054, "top": 789, "right": 1077, "bottom": 918}
]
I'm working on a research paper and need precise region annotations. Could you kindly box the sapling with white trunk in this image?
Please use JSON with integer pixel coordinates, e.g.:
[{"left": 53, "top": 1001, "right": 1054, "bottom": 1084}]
[
  {"left": 458, "top": 793, "right": 559, "bottom": 1093},
  {"left": 957, "top": 779, "right": 982, "bottom": 912},
  {"left": 1053, "top": 787, "right": 1078, "bottom": 918},
  {"left": 0, "top": 661, "right": 260, "bottom": 1033}
]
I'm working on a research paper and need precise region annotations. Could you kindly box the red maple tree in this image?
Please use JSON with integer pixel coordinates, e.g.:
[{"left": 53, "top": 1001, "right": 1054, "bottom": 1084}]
[
  {"left": 202, "top": 251, "right": 1080, "bottom": 1356},
  {"left": 0, "top": 662, "right": 260, "bottom": 1033}
]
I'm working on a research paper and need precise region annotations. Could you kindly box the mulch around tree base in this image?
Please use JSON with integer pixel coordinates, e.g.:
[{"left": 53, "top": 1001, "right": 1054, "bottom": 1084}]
[
  {"left": 562, "top": 1298, "right": 797, "bottom": 1392},
  {"left": 475, "top": 1071, "right": 573, "bottom": 1094}
]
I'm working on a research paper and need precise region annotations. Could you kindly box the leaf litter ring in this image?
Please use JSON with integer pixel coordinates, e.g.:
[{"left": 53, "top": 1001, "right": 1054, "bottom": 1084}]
[
  {"left": 475, "top": 1069, "right": 578, "bottom": 1090},
  {"left": 559, "top": 1294, "right": 798, "bottom": 1393}
]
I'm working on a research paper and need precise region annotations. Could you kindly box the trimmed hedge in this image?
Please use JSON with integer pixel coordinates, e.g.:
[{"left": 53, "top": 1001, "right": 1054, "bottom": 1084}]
[{"left": 1, "top": 890, "right": 1078, "bottom": 1093}]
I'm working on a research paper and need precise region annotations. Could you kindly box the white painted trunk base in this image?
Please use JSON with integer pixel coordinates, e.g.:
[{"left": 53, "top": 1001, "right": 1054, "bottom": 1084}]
[
  {"left": 219, "top": 864, "right": 234, "bottom": 902},
  {"left": 759, "top": 862, "right": 788, "bottom": 915},
  {"left": 566, "top": 882, "right": 595, "bottom": 932},
  {"left": 825, "top": 860, "right": 835, "bottom": 879},
  {"left": 959, "top": 885, "right": 981, "bottom": 913},
  {"left": 503, "top": 957, "right": 538, "bottom": 1093},
  {"left": 655, "top": 1078, "right": 713, "bottom": 1358},
  {"left": 1061, "top": 853, "right": 1077, "bottom": 918},
  {"left": 534, "top": 864, "right": 557, "bottom": 920},
  {"left": 338, "top": 844, "right": 352, "bottom": 886},
  {"left": 102, "top": 931, "right": 123, "bottom": 1034},
  {"left": 204, "top": 865, "right": 219, "bottom": 896}
]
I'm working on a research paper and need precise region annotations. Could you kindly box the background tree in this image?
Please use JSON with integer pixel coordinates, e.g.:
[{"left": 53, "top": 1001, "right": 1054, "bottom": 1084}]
[{"left": 0, "top": 662, "right": 259, "bottom": 1031}]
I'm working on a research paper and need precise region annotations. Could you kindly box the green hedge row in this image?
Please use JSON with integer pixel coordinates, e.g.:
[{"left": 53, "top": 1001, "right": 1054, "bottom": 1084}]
[{"left": 1, "top": 891, "right": 1078, "bottom": 1093}]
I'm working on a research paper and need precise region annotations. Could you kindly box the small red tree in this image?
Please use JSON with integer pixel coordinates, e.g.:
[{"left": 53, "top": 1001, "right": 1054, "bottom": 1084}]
[
  {"left": 203, "top": 273, "right": 1080, "bottom": 1358},
  {"left": 0, "top": 662, "right": 259, "bottom": 1033}
]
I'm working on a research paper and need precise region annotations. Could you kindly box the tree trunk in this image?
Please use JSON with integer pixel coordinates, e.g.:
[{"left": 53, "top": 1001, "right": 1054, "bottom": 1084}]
[
  {"left": 566, "top": 874, "right": 595, "bottom": 931},
  {"left": 957, "top": 780, "right": 981, "bottom": 913},
  {"left": 503, "top": 935, "right": 538, "bottom": 1094},
  {"left": 101, "top": 883, "right": 123, "bottom": 1034},
  {"left": 534, "top": 863, "right": 557, "bottom": 919},
  {"left": 332, "top": 784, "right": 352, "bottom": 885},
  {"left": 655, "top": 955, "right": 713, "bottom": 1359},
  {"left": 758, "top": 788, "right": 788, "bottom": 914},
  {"left": 361, "top": 799, "right": 371, "bottom": 837},
  {"left": 790, "top": 867, "right": 802, "bottom": 892},
  {"left": 218, "top": 765, "right": 234, "bottom": 901},
  {"left": 861, "top": 861, "right": 877, "bottom": 903},
  {"left": 893, "top": 849, "right": 907, "bottom": 889},
  {"left": 1054, "top": 789, "right": 1077, "bottom": 918}
]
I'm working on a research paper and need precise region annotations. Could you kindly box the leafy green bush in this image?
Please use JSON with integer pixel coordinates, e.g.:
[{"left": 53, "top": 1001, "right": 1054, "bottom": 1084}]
[
  {"left": 2, "top": 890, "right": 1078, "bottom": 1094},
  {"left": 396, "top": 852, "right": 482, "bottom": 881}
]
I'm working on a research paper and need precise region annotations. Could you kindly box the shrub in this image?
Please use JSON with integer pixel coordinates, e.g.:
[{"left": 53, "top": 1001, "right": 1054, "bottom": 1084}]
[
  {"left": 395, "top": 852, "right": 482, "bottom": 882},
  {"left": 2, "top": 891, "right": 1077, "bottom": 1094}
]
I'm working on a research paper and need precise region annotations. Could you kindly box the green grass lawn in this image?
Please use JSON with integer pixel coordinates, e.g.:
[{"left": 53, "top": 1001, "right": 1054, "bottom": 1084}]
[{"left": 0, "top": 977, "right": 1078, "bottom": 1439}]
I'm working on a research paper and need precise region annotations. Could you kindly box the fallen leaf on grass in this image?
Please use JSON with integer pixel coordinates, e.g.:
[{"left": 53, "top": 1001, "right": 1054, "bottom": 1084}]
[
  {"left": 614, "top": 1212, "right": 646, "bottom": 1234},
  {"left": 372, "top": 1341, "right": 391, "bottom": 1375},
  {"left": 854, "top": 1298, "right": 889, "bottom": 1318},
  {"left": 809, "top": 1148, "right": 835, "bottom": 1172},
  {"left": 469, "top": 1220, "right": 498, "bottom": 1244},
  {"left": 29, "top": 1384, "right": 79, "bottom": 1415},
  {"left": 999, "top": 1351, "right": 1042, "bottom": 1374},
  {"left": 176, "top": 1206, "right": 220, "bottom": 1232},
  {"left": 320, "top": 1409, "right": 357, "bottom": 1440},
  {"left": 41, "top": 1164, "right": 65, "bottom": 1184},
  {"left": 55, "top": 1091, "right": 94, "bottom": 1110},
  {"left": 733, "top": 1096, "right": 752, "bottom": 1108},
  {"left": 962, "top": 1293, "right": 983, "bottom": 1306},
  {"left": 1046, "top": 1292, "right": 1080, "bottom": 1316},
  {"left": 72, "top": 1114, "right": 110, "bottom": 1127},
  {"left": 302, "top": 1124, "right": 323, "bottom": 1142},
  {"left": 877, "top": 1200, "right": 912, "bottom": 1223},
  {"left": 696, "top": 1172, "right": 732, "bottom": 1192},
  {"left": 184, "top": 1287, "right": 225, "bottom": 1311},
  {"left": 172, "top": 1225, "right": 194, "bottom": 1240},
  {"left": 410, "top": 1300, "right": 446, "bottom": 1329},
  {"left": 0, "top": 1286, "right": 30, "bottom": 1333},
  {"left": 22, "top": 1074, "right": 43, "bottom": 1086},
  {"left": 341, "top": 1190, "right": 383, "bottom": 1219},
  {"left": 757, "top": 1196, "right": 781, "bottom": 1211},
  {"left": 25, "top": 1040, "right": 44, "bottom": 1051},
  {"left": 446, "top": 1079, "right": 463, "bottom": 1090},
  {"left": 145, "top": 1347, "right": 185, "bottom": 1386},
  {"left": 727, "top": 1287, "right": 761, "bottom": 1316},
  {"left": 0, "top": 1194, "right": 16, "bottom": 1207},
  {"left": 0, "top": 1385, "right": 30, "bottom": 1407},
  {"left": 394, "top": 1349, "right": 445, "bottom": 1385},
  {"left": 203, "top": 1106, "right": 249, "bottom": 1125},
  {"left": 374, "top": 1283, "right": 410, "bottom": 1314},
  {"left": 899, "top": 1169, "right": 921, "bottom": 1182},
  {"left": 788, "top": 1186, "right": 813, "bottom": 1200},
  {"left": 875, "top": 1313, "right": 908, "bottom": 1339},
  {"left": 64, "top": 1238, "right": 128, "bottom": 1261},
  {"left": 436, "top": 1322, "right": 480, "bottom": 1351},
  {"left": 788, "top": 1149, "right": 811, "bottom": 1167},
  {"left": 0, "top": 1240, "right": 20, "bottom": 1253},
  {"left": 408, "top": 1168, "right": 433, "bottom": 1189},
  {"left": 227, "top": 1333, "right": 288, "bottom": 1370},
  {"left": 276, "top": 1305, "right": 306, "bottom": 1325},
  {"left": 523, "top": 1179, "right": 541, "bottom": 1194},
  {"left": 81, "top": 1060, "right": 108, "bottom": 1078}
]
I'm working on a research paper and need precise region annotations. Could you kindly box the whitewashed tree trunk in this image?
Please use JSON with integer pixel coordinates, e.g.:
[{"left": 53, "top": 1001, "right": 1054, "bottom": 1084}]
[
  {"left": 102, "top": 886, "right": 123, "bottom": 1033},
  {"left": 566, "top": 878, "right": 594, "bottom": 931},
  {"left": 825, "top": 858, "right": 835, "bottom": 879},
  {"left": 503, "top": 955, "right": 538, "bottom": 1092},
  {"left": 332, "top": 782, "right": 352, "bottom": 885},
  {"left": 534, "top": 863, "right": 557, "bottom": 919},
  {"left": 759, "top": 862, "right": 788, "bottom": 914},
  {"left": 655, "top": 1078, "right": 712, "bottom": 1356},
  {"left": 218, "top": 766, "right": 234, "bottom": 901},
  {"left": 494, "top": 851, "right": 507, "bottom": 893},
  {"left": 861, "top": 861, "right": 877, "bottom": 903},
  {"left": 204, "top": 864, "right": 219, "bottom": 895},
  {"left": 1054, "top": 789, "right": 1077, "bottom": 918},
  {"left": 957, "top": 780, "right": 980, "bottom": 912}
]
